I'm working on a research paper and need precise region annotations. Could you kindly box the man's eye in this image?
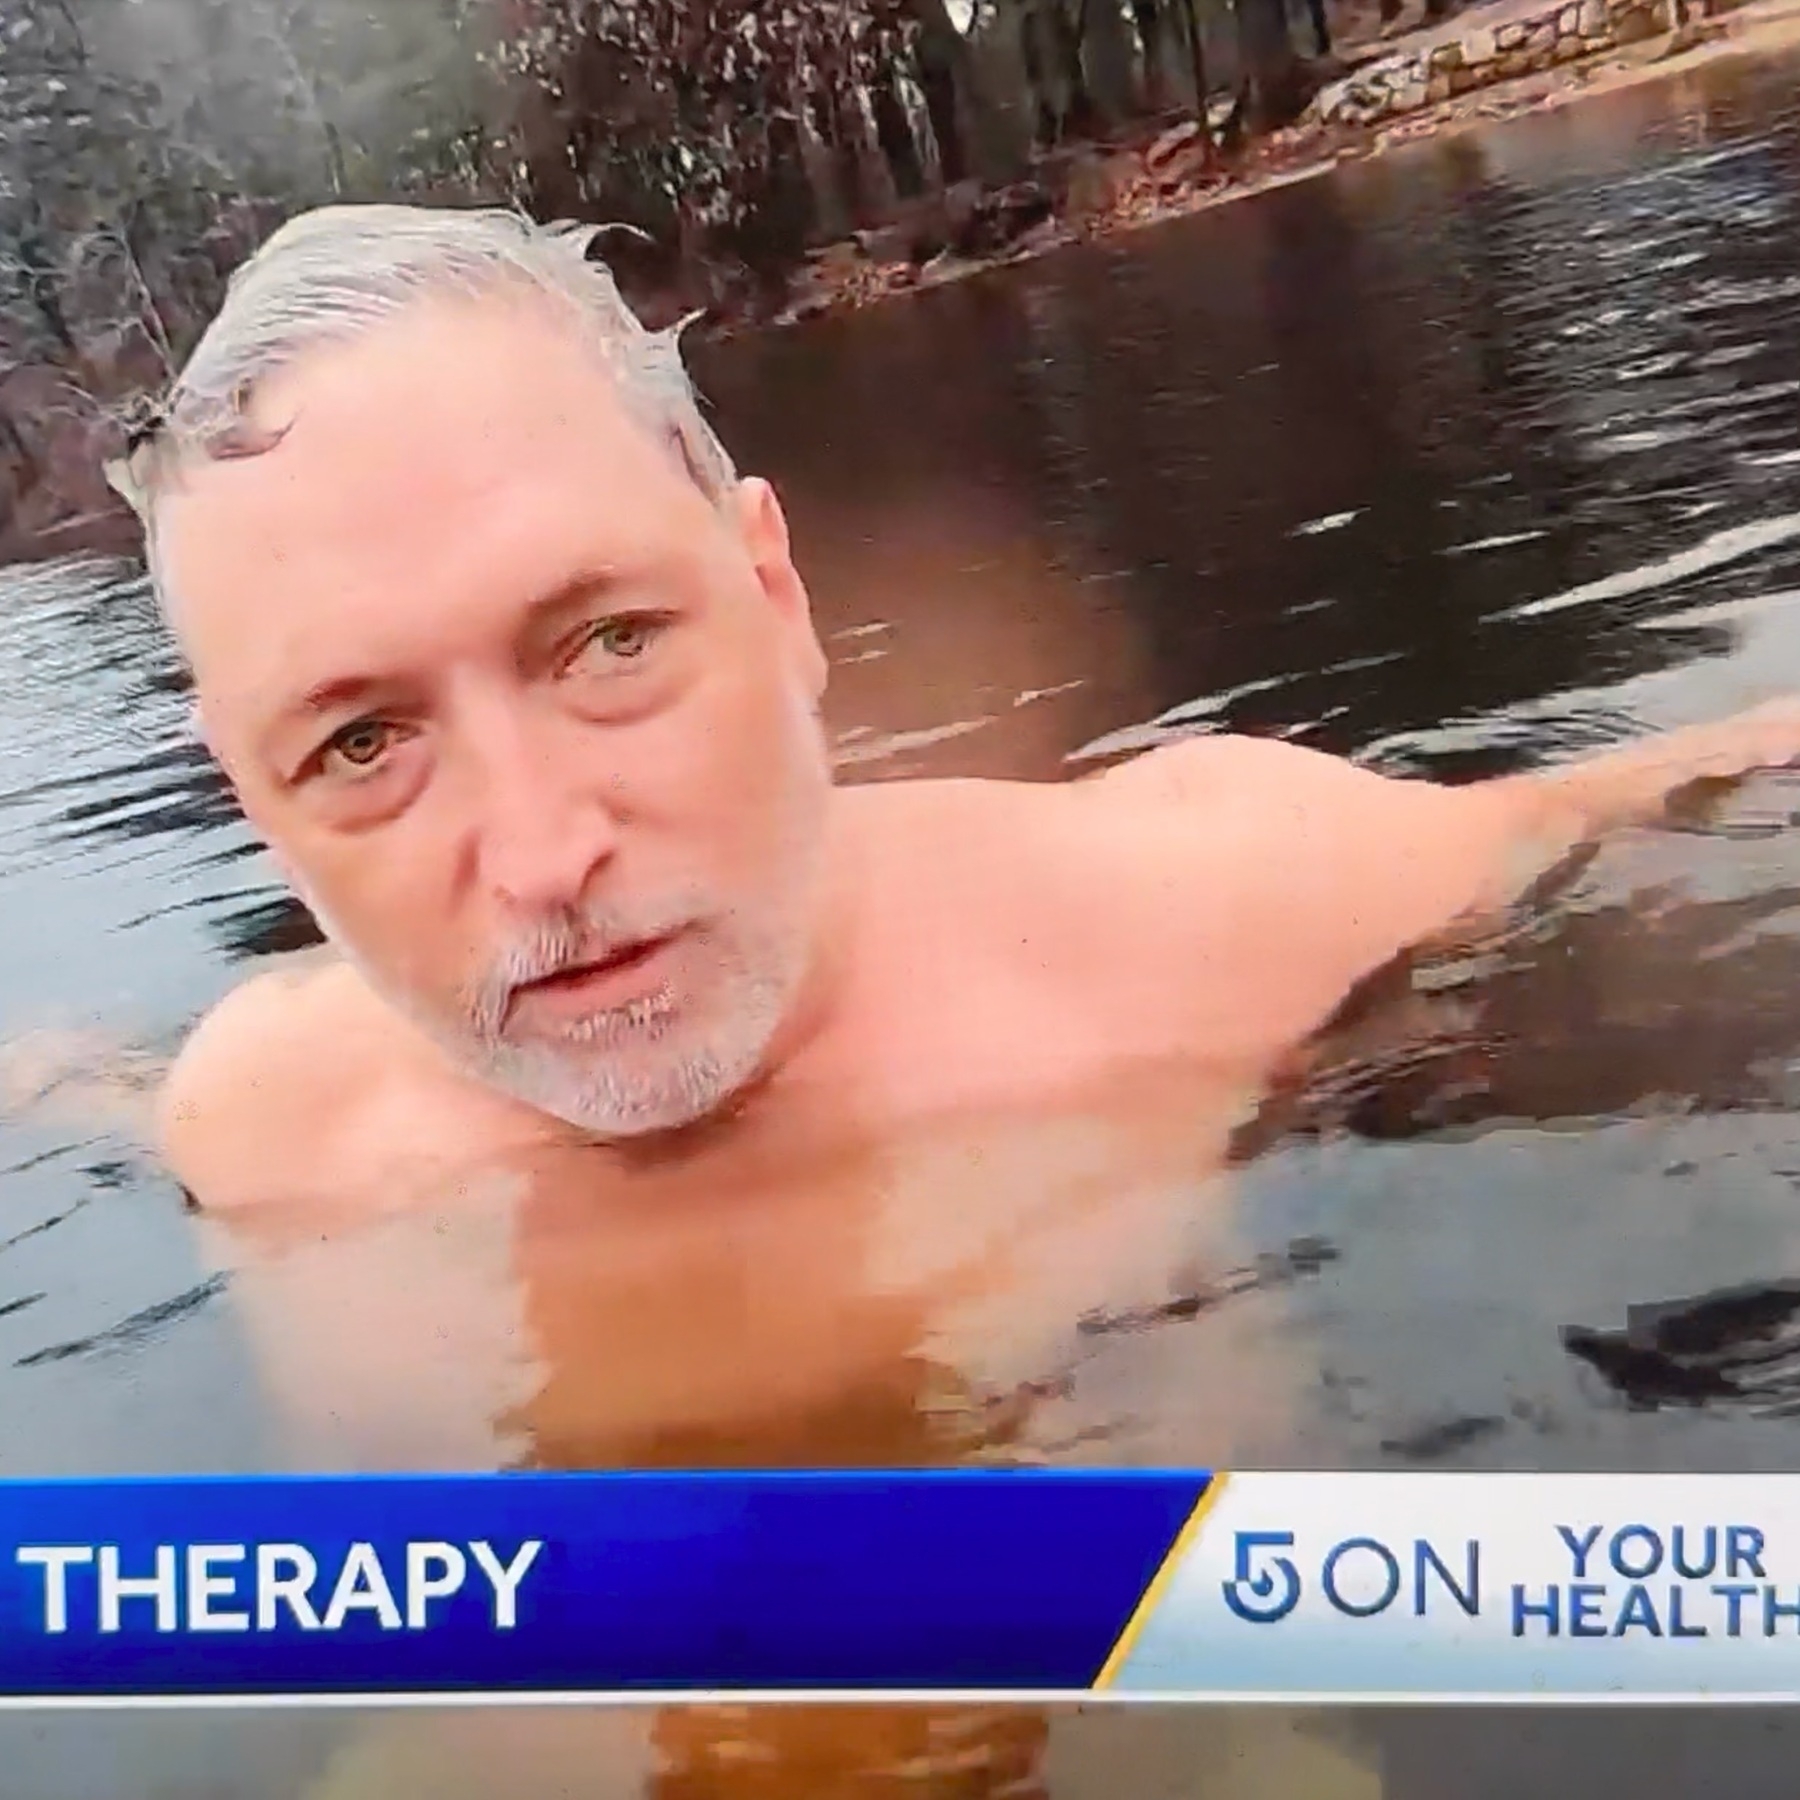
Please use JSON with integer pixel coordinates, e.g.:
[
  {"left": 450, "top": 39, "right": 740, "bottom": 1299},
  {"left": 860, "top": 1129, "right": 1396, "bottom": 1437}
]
[
  {"left": 321, "top": 719, "right": 396, "bottom": 773},
  {"left": 572, "top": 614, "right": 667, "bottom": 667}
]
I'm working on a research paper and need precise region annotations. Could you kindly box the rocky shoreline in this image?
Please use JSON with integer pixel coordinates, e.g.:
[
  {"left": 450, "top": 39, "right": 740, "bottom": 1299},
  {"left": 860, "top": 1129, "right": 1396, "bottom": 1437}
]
[
  {"left": 753, "top": 0, "right": 1791, "bottom": 336},
  {"left": 1313, "top": 0, "right": 1697, "bottom": 125}
]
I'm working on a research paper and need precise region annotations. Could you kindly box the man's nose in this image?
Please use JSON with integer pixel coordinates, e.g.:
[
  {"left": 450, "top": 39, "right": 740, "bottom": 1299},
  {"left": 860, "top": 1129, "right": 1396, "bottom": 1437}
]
[{"left": 467, "top": 712, "right": 622, "bottom": 914}]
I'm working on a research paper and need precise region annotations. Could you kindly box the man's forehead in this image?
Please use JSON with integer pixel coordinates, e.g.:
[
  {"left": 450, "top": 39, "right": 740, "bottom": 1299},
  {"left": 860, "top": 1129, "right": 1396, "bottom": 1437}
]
[
  {"left": 155, "top": 297, "right": 695, "bottom": 724},
  {"left": 180, "top": 294, "right": 641, "bottom": 498},
  {"left": 160, "top": 295, "right": 669, "bottom": 565}
]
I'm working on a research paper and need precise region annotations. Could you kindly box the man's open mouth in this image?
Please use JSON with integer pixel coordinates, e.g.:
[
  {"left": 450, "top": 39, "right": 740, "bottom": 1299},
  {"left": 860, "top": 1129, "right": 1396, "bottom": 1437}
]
[
  {"left": 506, "top": 928, "right": 685, "bottom": 1027},
  {"left": 535, "top": 935, "right": 671, "bottom": 989}
]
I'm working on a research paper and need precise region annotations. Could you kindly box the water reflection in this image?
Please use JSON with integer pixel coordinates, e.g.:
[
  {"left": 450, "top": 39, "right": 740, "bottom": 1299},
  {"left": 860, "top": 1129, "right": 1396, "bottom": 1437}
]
[{"left": 4, "top": 44, "right": 1800, "bottom": 1800}]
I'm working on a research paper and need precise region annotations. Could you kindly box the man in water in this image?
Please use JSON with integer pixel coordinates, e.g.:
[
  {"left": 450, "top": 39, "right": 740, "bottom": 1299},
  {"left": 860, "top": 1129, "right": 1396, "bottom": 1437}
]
[
  {"left": 117, "top": 198, "right": 1800, "bottom": 1799},
  {"left": 135, "top": 202, "right": 1800, "bottom": 1219}
]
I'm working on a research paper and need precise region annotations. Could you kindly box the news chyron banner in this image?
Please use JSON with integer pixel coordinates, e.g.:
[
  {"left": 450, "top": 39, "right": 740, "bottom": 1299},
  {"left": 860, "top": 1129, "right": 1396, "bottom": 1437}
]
[{"left": 0, "top": 1472, "right": 1797, "bottom": 1702}]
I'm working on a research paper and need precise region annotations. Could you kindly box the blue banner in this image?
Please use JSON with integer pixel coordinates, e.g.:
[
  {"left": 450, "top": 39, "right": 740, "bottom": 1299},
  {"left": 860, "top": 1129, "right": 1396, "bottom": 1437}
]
[
  {"left": 0, "top": 1472, "right": 1210, "bottom": 1699},
  {"left": 10, "top": 1471, "right": 1800, "bottom": 1702}
]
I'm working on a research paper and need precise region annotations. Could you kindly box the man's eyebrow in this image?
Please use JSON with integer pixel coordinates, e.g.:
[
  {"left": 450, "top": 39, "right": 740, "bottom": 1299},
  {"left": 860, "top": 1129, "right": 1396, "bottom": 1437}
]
[
  {"left": 262, "top": 675, "right": 389, "bottom": 751},
  {"left": 522, "top": 568, "right": 629, "bottom": 628},
  {"left": 293, "top": 675, "right": 383, "bottom": 718}
]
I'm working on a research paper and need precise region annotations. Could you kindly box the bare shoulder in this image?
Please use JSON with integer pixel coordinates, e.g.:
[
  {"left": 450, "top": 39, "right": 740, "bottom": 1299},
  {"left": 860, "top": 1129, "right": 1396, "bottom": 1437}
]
[
  {"left": 847, "top": 742, "right": 1429, "bottom": 882},
  {"left": 1093, "top": 731, "right": 1412, "bottom": 811},
  {"left": 1078, "top": 733, "right": 1527, "bottom": 995},
  {"left": 1092, "top": 733, "right": 1516, "bottom": 861},
  {"left": 155, "top": 955, "right": 387, "bottom": 1209}
]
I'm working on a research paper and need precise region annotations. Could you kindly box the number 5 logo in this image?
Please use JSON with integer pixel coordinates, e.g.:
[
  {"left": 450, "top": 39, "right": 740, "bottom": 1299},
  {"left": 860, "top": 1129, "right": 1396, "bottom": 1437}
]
[{"left": 1222, "top": 1531, "right": 1302, "bottom": 1623}]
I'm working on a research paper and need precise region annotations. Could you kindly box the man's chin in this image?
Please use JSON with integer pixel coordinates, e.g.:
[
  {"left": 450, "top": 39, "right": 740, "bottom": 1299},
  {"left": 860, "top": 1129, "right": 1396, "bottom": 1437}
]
[
  {"left": 350, "top": 929, "right": 803, "bottom": 1137},
  {"left": 471, "top": 1029, "right": 765, "bottom": 1141}
]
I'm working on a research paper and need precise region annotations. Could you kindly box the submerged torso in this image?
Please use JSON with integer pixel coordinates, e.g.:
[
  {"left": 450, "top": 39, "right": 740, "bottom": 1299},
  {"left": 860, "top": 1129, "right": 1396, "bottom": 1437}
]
[
  {"left": 209, "top": 1048, "right": 1308, "bottom": 1468},
  {"left": 181, "top": 755, "right": 1652, "bottom": 1800}
]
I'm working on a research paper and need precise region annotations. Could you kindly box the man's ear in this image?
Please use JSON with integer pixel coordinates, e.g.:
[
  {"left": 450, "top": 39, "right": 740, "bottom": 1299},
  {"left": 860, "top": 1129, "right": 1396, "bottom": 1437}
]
[
  {"left": 733, "top": 477, "right": 799, "bottom": 610},
  {"left": 732, "top": 477, "right": 827, "bottom": 697}
]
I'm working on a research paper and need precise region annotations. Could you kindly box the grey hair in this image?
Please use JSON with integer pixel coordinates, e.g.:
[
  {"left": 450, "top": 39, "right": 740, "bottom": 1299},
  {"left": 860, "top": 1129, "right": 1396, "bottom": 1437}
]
[{"left": 107, "top": 204, "right": 737, "bottom": 607}]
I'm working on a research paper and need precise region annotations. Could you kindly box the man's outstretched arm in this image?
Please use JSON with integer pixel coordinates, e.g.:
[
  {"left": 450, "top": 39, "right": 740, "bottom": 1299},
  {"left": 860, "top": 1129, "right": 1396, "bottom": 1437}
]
[
  {"left": 1486, "top": 698, "right": 1800, "bottom": 852},
  {"left": 1121, "top": 700, "right": 1800, "bottom": 1032}
]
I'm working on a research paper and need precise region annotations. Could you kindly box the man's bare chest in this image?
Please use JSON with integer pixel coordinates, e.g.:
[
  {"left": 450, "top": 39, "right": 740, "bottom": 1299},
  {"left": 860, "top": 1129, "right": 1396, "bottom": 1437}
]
[{"left": 217, "top": 1051, "right": 1266, "bottom": 1472}]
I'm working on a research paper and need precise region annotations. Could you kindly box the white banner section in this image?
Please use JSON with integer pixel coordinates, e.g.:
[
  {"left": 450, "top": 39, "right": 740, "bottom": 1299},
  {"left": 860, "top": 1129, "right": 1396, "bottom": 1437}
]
[{"left": 1104, "top": 1472, "right": 1800, "bottom": 1700}]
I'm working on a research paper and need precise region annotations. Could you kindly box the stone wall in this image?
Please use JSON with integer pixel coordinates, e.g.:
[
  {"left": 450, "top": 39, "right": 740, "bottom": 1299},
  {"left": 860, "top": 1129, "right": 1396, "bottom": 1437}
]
[{"left": 1311, "top": 0, "right": 1676, "bottom": 127}]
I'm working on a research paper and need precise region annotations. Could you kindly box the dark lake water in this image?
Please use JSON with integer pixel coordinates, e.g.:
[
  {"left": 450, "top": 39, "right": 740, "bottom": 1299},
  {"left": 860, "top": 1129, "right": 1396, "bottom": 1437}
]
[{"left": 8, "top": 44, "right": 1800, "bottom": 1799}]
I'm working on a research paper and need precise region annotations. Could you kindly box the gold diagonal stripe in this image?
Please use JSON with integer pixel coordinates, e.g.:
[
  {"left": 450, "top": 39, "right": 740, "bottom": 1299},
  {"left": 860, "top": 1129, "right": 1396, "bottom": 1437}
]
[{"left": 1092, "top": 1473, "right": 1231, "bottom": 1690}]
